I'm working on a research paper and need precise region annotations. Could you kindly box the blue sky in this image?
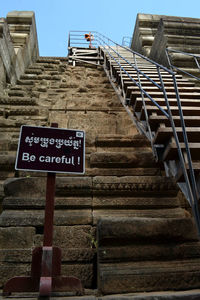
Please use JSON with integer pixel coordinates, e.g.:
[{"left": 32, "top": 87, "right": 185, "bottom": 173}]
[{"left": 1, "top": 0, "right": 200, "bottom": 57}]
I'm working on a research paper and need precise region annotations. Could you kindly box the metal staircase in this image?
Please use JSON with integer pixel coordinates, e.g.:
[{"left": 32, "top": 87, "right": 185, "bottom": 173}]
[{"left": 68, "top": 31, "right": 200, "bottom": 236}]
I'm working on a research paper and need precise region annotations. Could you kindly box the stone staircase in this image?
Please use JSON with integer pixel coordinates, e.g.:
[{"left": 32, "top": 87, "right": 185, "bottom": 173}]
[
  {"left": 1, "top": 16, "right": 200, "bottom": 300},
  {"left": 1, "top": 53, "right": 200, "bottom": 299}
]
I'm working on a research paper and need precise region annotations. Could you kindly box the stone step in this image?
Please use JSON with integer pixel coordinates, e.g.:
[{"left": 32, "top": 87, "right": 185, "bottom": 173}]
[
  {"left": 2, "top": 195, "right": 179, "bottom": 210},
  {"left": 0, "top": 247, "right": 94, "bottom": 264},
  {"left": 3, "top": 175, "right": 178, "bottom": 199},
  {"left": 98, "top": 259, "right": 200, "bottom": 295},
  {"left": 3, "top": 177, "right": 92, "bottom": 198},
  {"left": 98, "top": 289, "right": 200, "bottom": 300},
  {"left": 20, "top": 74, "right": 61, "bottom": 81},
  {"left": 0, "top": 97, "right": 37, "bottom": 105},
  {"left": 3, "top": 196, "right": 92, "bottom": 209},
  {"left": 93, "top": 207, "right": 187, "bottom": 224},
  {"left": 0, "top": 107, "right": 40, "bottom": 116},
  {"left": 17, "top": 79, "right": 36, "bottom": 85},
  {"left": 98, "top": 241, "right": 200, "bottom": 263},
  {"left": 90, "top": 151, "right": 157, "bottom": 168},
  {"left": 25, "top": 68, "right": 43, "bottom": 75},
  {"left": 97, "top": 217, "right": 197, "bottom": 243},
  {"left": 0, "top": 209, "right": 92, "bottom": 226},
  {"left": 97, "top": 215, "right": 200, "bottom": 294},
  {"left": 36, "top": 57, "right": 60, "bottom": 64},
  {"left": 1, "top": 290, "right": 200, "bottom": 299},
  {"left": 93, "top": 196, "right": 180, "bottom": 209},
  {"left": 18, "top": 167, "right": 161, "bottom": 177},
  {"left": 8, "top": 90, "right": 27, "bottom": 97},
  {"left": 95, "top": 134, "right": 150, "bottom": 148}
]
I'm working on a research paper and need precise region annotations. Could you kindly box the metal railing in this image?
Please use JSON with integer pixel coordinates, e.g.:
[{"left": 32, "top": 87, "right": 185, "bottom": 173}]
[
  {"left": 166, "top": 48, "right": 200, "bottom": 81},
  {"left": 68, "top": 31, "right": 200, "bottom": 236},
  {"left": 68, "top": 31, "right": 98, "bottom": 48}
]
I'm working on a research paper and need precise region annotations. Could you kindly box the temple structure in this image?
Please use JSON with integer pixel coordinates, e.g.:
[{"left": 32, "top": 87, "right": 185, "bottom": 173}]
[{"left": 1, "top": 10, "right": 200, "bottom": 299}]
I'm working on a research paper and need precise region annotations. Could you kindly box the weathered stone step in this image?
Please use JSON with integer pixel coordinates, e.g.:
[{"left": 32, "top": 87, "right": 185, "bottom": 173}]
[
  {"left": 0, "top": 107, "right": 40, "bottom": 116},
  {"left": 16, "top": 167, "right": 160, "bottom": 178},
  {"left": 4, "top": 177, "right": 93, "bottom": 198},
  {"left": 0, "top": 209, "right": 92, "bottom": 226},
  {"left": 90, "top": 151, "right": 156, "bottom": 168},
  {"left": 36, "top": 57, "right": 60, "bottom": 64},
  {"left": 3, "top": 195, "right": 179, "bottom": 210},
  {"left": 95, "top": 134, "right": 150, "bottom": 148},
  {"left": 0, "top": 247, "right": 94, "bottom": 264},
  {"left": 3, "top": 196, "right": 92, "bottom": 209},
  {"left": 20, "top": 74, "right": 61, "bottom": 81},
  {"left": 98, "top": 241, "right": 200, "bottom": 262},
  {"left": 97, "top": 217, "right": 197, "bottom": 243},
  {"left": 17, "top": 79, "right": 36, "bottom": 85},
  {"left": 98, "top": 259, "right": 200, "bottom": 294},
  {"left": 85, "top": 167, "right": 160, "bottom": 177},
  {"left": 1, "top": 289, "right": 200, "bottom": 299},
  {"left": 93, "top": 207, "right": 187, "bottom": 224},
  {"left": 8, "top": 90, "right": 27, "bottom": 97},
  {"left": 93, "top": 196, "right": 180, "bottom": 209},
  {"left": 3, "top": 175, "right": 178, "bottom": 199},
  {"left": 0, "top": 97, "right": 37, "bottom": 105},
  {"left": 25, "top": 68, "right": 43, "bottom": 75},
  {"left": 98, "top": 289, "right": 200, "bottom": 299}
]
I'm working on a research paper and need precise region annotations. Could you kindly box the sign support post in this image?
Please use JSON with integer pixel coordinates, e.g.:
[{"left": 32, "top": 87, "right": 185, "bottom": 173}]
[{"left": 3, "top": 123, "right": 84, "bottom": 296}]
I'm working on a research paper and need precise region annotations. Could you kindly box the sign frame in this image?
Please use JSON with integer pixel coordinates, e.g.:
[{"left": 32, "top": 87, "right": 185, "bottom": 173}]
[{"left": 15, "top": 125, "right": 85, "bottom": 175}]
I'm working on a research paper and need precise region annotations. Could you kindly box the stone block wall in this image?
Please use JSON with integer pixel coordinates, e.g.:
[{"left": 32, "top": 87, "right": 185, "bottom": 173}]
[
  {"left": 131, "top": 13, "right": 200, "bottom": 71},
  {"left": 0, "top": 11, "right": 39, "bottom": 90}
]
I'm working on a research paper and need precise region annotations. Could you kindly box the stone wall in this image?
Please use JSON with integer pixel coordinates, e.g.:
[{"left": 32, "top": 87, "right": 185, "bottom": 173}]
[
  {"left": 0, "top": 11, "right": 39, "bottom": 91},
  {"left": 150, "top": 16, "right": 200, "bottom": 68},
  {"left": 131, "top": 13, "right": 200, "bottom": 71}
]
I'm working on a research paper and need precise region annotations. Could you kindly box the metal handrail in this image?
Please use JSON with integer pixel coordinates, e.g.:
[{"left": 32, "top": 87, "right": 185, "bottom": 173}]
[
  {"left": 68, "top": 31, "right": 200, "bottom": 236},
  {"left": 166, "top": 48, "right": 200, "bottom": 81}
]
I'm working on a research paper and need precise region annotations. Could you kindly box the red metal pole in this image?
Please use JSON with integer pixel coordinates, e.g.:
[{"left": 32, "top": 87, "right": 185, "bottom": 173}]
[
  {"left": 43, "top": 172, "right": 56, "bottom": 246},
  {"left": 39, "top": 122, "right": 58, "bottom": 296}
]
